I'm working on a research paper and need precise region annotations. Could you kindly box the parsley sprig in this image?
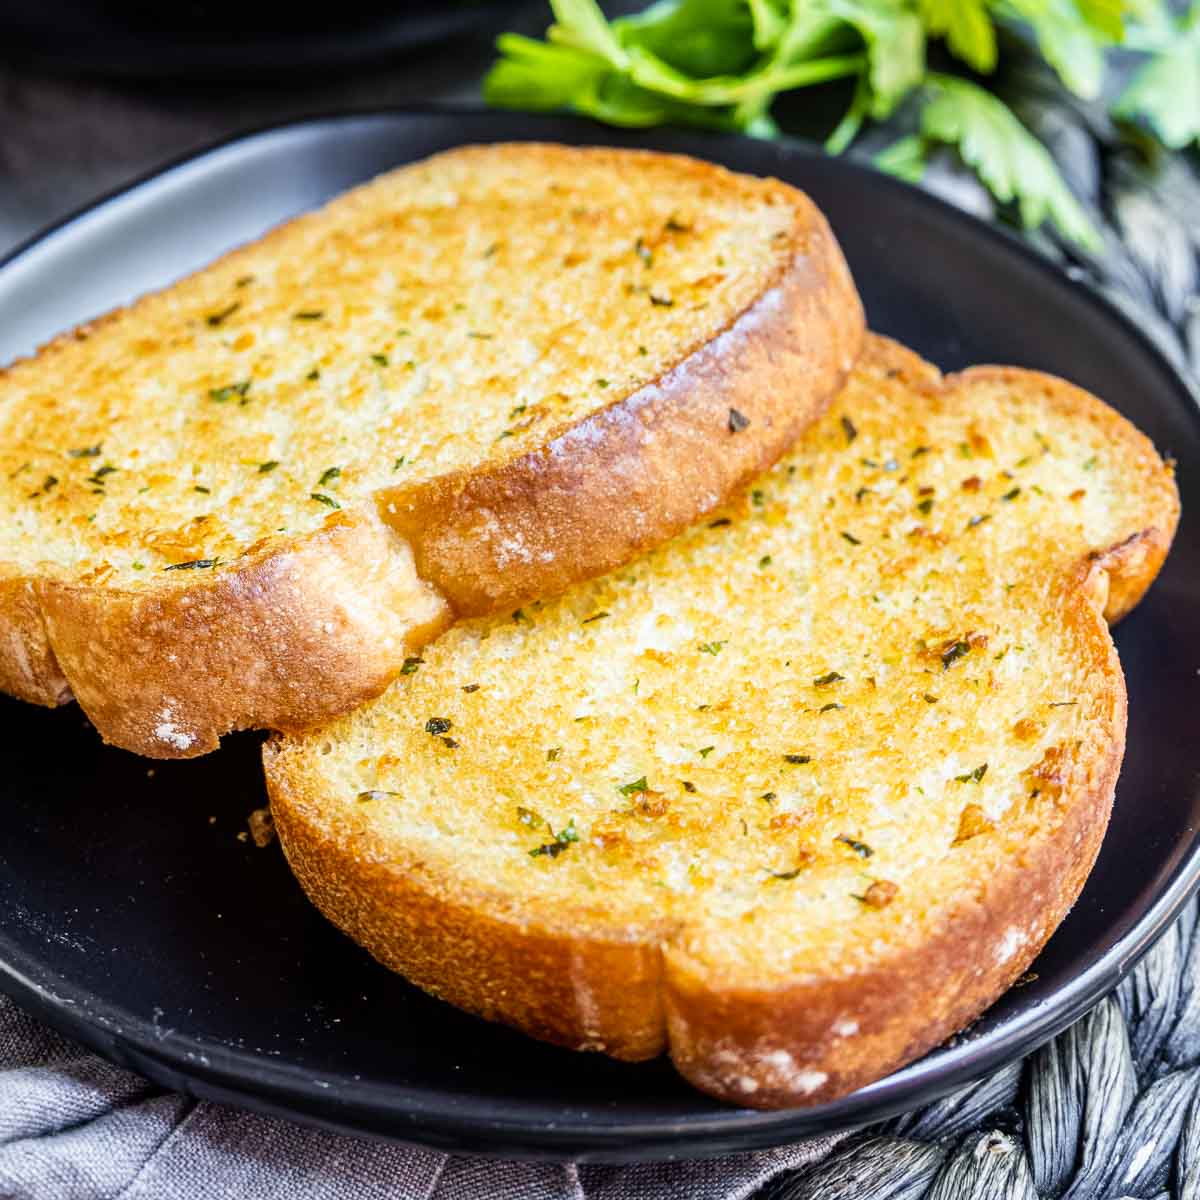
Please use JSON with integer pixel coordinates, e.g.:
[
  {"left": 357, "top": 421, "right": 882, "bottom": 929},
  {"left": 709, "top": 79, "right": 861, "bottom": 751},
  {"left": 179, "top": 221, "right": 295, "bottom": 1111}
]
[{"left": 484, "top": 0, "right": 1189, "bottom": 248}]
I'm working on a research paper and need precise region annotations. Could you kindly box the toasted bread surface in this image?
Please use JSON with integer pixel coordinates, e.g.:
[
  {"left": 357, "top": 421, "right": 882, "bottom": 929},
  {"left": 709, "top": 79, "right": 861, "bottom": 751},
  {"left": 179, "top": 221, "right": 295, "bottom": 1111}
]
[
  {"left": 267, "top": 334, "right": 1178, "bottom": 1106},
  {"left": 0, "top": 143, "right": 863, "bottom": 756}
]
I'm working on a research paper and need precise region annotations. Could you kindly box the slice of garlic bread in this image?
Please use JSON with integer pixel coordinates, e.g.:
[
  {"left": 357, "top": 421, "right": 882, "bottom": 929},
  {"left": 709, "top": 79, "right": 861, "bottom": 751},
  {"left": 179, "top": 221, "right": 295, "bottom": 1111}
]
[
  {"left": 0, "top": 143, "right": 862, "bottom": 757},
  {"left": 265, "top": 334, "right": 1178, "bottom": 1107}
]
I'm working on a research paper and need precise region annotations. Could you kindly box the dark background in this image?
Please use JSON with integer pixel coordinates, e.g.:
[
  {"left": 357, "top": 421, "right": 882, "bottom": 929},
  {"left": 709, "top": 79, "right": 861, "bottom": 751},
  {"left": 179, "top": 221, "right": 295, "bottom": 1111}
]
[{"left": 0, "top": 2, "right": 550, "bottom": 255}]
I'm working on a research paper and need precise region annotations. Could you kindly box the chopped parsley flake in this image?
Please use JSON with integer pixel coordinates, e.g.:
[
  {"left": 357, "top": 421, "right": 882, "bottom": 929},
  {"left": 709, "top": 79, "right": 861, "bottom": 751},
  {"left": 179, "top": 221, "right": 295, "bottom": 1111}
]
[
  {"left": 784, "top": 754, "right": 812, "bottom": 764},
  {"left": 310, "top": 492, "right": 340, "bottom": 509},
  {"left": 258, "top": 461, "right": 280, "bottom": 473},
  {"left": 728, "top": 408, "right": 751, "bottom": 433},
  {"left": 682, "top": 781, "right": 697, "bottom": 793},
  {"left": 206, "top": 301, "right": 240, "bottom": 327},
  {"left": 67, "top": 445, "right": 101, "bottom": 459},
  {"left": 307, "top": 369, "right": 320, "bottom": 381},
  {"left": 698, "top": 641, "right": 726, "bottom": 655},
  {"left": 209, "top": 381, "right": 251, "bottom": 404},
  {"left": 371, "top": 353, "right": 389, "bottom": 366},
  {"left": 400, "top": 657, "right": 424, "bottom": 675},
  {"left": 698, "top": 746, "right": 715, "bottom": 758},
  {"left": 317, "top": 466, "right": 342, "bottom": 487},
  {"left": 758, "top": 554, "right": 772, "bottom": 568},
  {"left": 813, "top": 671, "right": 844, "bottom": 687},
  {"left": 1083, "top": 456, "right": 1098, "bottom": 471},
  {"left": 967, "top": 514, "right": 992, "bottom": 528},
  {"left": 293, "top": 310, "right": 324, "bottom": 320},
  {"left": 582, "top": 611, "right": 609, "bottom": 624},
  {"left": 546, "top": 747, "right": 560, "bottom": 761},
  {"left": 529, "top": 819, "right": 579, "bottom": 859},
  {"left": 467, "top": 331, "right": 494, "bottom": 340},
  {"left": 649, "top": 294, "right": 675, "bottom": 307},
  {"left": 917, "top": 498, "right": 934, "bottom": 515},
  {"left": 768, "top": 867, "right": 803, "bottom": 881},
  {"left": 462, "top": 684, "right": 480, "bottom": 693},
  {"left": 193, "top": 485, "right": 210, "bottom": 494},
  {"left": 941, "top": 640, "right": 972, "bottom": 669},
  {"left": 618, "top": 777, "right": 649, "bottom": 796},
  {"left": 923, "top": 693, "right": 938, "bottom": 703},
  {"left": 841, "top": 415, "right": 858, "bottom": 444},
  {"left": 819, "top": 702, "right": 844, "bottom": 713},
  {"left": 358, "top": 790, "right": 400, "bottom": 802},
  {"left": 836, "top": 835, "right": 874, "bottom": 858},
  {"left": 634, "top": 237, "right": 653, "bottom": 267},
  {"left": 164, "top": 559, "right": 218, "bottom": 571},
  {"left": 955, "top": 763, "right": 988, "bottom": 784},
  {"left": 912, "top": 445, "right": 931, "bottom": 458},
  {"left": 1001, "top": 487, "right": 1022, "bottom": 501},
  {"left": 841, "top": 531, "right": 862, "bottom": 545},
  {"left": 425, "top": 717, "right": 452, "bottom": 735}
]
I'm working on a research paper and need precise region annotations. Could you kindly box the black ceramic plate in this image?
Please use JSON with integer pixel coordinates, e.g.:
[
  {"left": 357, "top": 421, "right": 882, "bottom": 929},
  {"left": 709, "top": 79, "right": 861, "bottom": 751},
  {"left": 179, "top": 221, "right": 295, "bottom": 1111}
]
[{"left": 0, "top": 112, "right": 1197, "bottom": 1163}]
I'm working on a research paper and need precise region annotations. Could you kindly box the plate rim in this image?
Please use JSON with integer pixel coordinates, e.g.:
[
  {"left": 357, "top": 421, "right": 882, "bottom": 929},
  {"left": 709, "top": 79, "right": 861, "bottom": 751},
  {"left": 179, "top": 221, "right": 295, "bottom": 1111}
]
[{"left": 0, "top": 106, "right": 1197, "bottom": 1161}]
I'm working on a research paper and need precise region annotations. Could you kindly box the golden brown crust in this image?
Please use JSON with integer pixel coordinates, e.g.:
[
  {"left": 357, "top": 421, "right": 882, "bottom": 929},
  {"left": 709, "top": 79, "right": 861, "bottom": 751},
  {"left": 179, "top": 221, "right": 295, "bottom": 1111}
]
[
  {"left": 379, "top": 199, "right": 863, "bottom": 615},
  {"left": 663, "top": 589, "right": 1125, "bottom": 1107},
  {"left": 268, "top": 793, "right": 671, "bottom": 1061},
  {"left": 36, "top": 512, "right": 452, "bottom": 757},
  {"left": 0, "top": 146, "right": 864, "bottom": 756},
  {"left": 0, "top": 571, "right": 70, "bottom": 707},
  {"left": 266, "top": 334, "right": 1179, "bottom": 1107}
]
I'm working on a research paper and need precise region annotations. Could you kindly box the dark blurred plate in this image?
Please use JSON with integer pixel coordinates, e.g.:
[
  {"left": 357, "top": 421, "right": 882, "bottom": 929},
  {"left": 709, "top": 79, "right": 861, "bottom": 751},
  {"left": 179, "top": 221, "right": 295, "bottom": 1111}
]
[
  {"left": 0, "top": 2, "right": 515, "bottom": 79},
  {"left": 0, "top": 111, "right": 1197, "bottom": 1162}
]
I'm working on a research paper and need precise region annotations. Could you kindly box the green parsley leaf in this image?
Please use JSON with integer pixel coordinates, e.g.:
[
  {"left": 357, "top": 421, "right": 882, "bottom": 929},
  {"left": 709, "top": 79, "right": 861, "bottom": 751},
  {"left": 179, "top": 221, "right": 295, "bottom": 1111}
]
[
  {"left": 917, "top": 75, "right": 1102, "bottom": 250},
  {"left": 1115, "top": 3, "right": 1200, "bottom": 148},
  {"left": 835, "top": 0, "right": 925, "bottom": 118},
  {"left": 918, "top": 0, "right": 996, "bottom": 71},
  {"left": 1007, "top": 0, "right": 1108, "bottom": 99}
]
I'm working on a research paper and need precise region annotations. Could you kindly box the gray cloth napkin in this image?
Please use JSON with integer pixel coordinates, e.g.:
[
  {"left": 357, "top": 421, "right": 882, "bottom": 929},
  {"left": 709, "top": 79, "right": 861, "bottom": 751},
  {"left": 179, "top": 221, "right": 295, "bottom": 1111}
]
[{"left": 0, "top": 995, "right": 843, "bottom": 1199}]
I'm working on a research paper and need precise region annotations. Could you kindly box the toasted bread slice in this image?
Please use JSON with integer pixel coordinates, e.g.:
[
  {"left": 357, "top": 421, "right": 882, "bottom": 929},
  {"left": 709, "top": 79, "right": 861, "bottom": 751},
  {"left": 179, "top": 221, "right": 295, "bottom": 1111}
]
[
  {"left": 268, "top": 333, "right": 1179, "bottom": 1108},
  {"left": 0, "top": 143, "right": 862, "bottom": 757}
]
